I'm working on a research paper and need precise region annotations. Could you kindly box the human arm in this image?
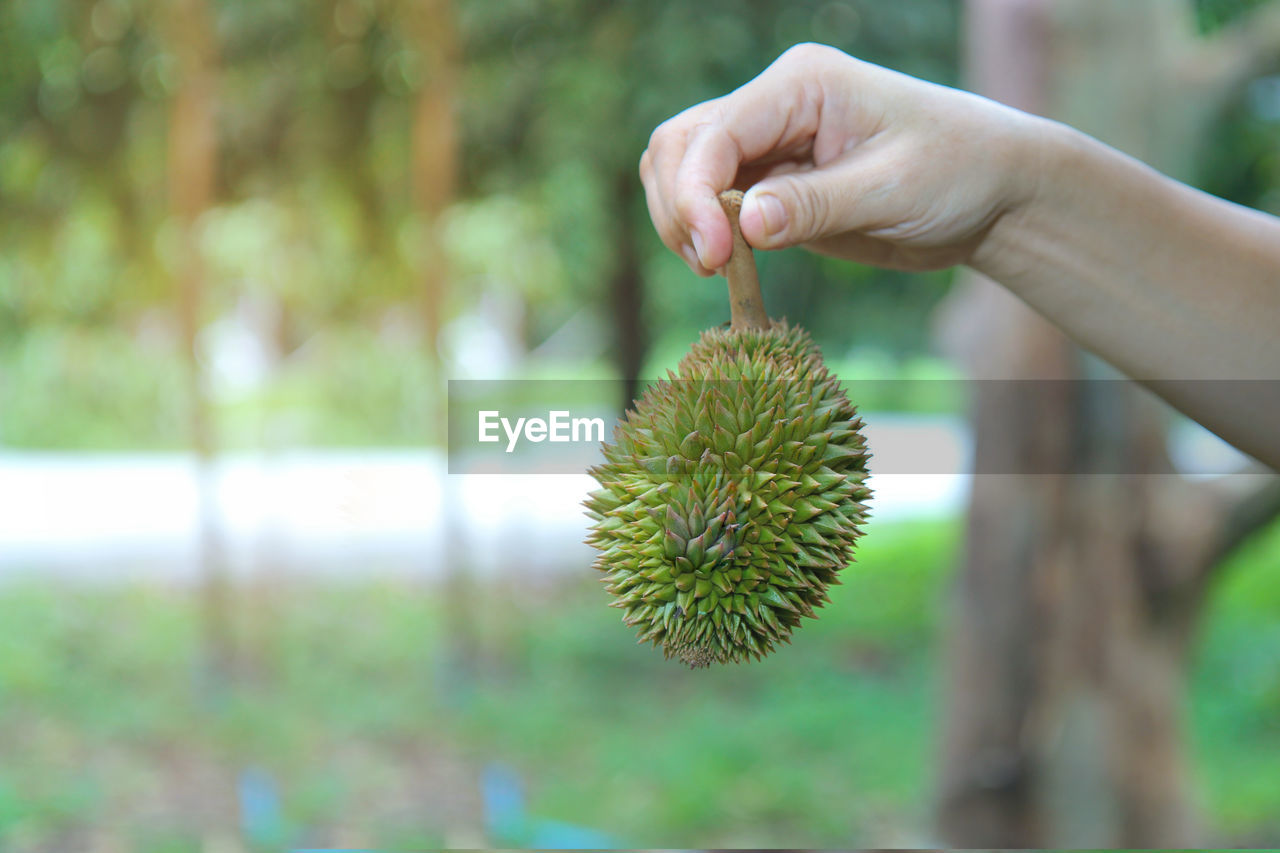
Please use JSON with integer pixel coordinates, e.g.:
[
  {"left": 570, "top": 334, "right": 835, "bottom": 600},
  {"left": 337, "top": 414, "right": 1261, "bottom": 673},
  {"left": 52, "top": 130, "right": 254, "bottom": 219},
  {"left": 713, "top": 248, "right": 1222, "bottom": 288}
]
[{"left": 639, "top": 43, "right": 1280, "bottom": 467}]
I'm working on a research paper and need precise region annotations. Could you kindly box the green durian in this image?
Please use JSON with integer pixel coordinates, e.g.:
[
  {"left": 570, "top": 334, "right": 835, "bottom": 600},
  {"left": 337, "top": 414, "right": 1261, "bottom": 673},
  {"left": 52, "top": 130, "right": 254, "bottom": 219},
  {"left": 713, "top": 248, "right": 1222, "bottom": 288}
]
[{"left": 584, "top": 190, "right": 871, "bottom": 667}]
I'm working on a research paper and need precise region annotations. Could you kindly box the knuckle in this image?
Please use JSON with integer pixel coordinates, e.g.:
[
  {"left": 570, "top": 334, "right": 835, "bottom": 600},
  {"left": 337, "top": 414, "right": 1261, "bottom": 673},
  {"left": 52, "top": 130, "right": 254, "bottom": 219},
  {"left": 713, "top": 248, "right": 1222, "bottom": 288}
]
[
  {"left": 644, "top": 131, "right": 665, "bottom": 162},
  {"left": 781, "top": 42, "right": 835, "bottom": 65},
  {"left": 790, "top": 180, "right": 829, "bottom": 236},
  {"left": 650, "top": 99, "right": 714, "bottom": 152},
  {"left": 672, "top": 186, "right": 703, "bottom": 223},
  {"left": 647, "top": 117, "right": 679, "bottom": 153}
]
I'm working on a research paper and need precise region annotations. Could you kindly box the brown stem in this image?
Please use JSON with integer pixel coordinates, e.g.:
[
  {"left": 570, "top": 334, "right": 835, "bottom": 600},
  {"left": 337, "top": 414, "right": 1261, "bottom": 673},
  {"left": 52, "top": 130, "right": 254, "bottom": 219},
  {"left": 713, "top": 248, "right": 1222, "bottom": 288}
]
[{"left": 718, "top": 189, "right": 770, "bottom": 330}]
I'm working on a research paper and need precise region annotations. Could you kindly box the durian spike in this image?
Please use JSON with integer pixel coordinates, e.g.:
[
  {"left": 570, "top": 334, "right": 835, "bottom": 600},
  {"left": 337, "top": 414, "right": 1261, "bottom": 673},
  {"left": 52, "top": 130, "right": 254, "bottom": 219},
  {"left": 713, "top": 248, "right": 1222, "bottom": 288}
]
[{"left": 717, "top": 189, "right": 770, "bottom": 331}]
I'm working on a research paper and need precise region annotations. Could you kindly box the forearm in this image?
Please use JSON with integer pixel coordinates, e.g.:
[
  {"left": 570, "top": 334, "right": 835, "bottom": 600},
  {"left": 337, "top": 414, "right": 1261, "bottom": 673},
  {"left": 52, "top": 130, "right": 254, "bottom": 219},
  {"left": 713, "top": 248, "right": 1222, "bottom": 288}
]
[
  {"left": 973, "top": 120, "right": 1280, "bottom": 467},
  {"left": 640, "top": 44, "right": 1279, "bottom": 464}
]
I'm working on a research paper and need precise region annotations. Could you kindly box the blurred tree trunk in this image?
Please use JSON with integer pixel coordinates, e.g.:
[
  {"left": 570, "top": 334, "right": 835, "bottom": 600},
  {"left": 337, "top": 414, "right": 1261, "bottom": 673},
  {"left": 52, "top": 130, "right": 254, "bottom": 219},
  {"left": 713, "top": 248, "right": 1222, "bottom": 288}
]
[
  {"left": 405, "top": 0, "right": 477, "bottom": 683},
  {"left": 612, "top": 171, "right": 647, "bottom": 409},
  {"left": 166, "top": 0, "right": 233, "bottom": 692},
  {"left": 329, "top": 0, "right": 385, "bottom": 258},
  {"left": 937, "top": 0, "right": 1280, "bottom": 846},
  {"left": 409, "top": 0, "right": 458, "bottom": 367}
]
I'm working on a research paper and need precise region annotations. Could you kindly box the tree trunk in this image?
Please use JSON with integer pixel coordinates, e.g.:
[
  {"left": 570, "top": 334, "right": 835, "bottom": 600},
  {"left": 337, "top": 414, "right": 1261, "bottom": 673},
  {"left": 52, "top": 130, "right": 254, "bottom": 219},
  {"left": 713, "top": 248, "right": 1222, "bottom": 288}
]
[
  {"left": 166, "top": 0, "right": 233, "bottom": 696},
  {"left": 409, "top": 0, "right": 459, "bottom": 367},
  {"left": 937, "top": 0, "right": 1280, "bottom": 846},
  {"left": 404, "top": 0, "right": 478, "bottom": 683},
  {"left": 164, "top": 0, "right": 243, "bottom": 838},
  {"left": 611, "top": 171, "right": 647, "bottom": 409}
]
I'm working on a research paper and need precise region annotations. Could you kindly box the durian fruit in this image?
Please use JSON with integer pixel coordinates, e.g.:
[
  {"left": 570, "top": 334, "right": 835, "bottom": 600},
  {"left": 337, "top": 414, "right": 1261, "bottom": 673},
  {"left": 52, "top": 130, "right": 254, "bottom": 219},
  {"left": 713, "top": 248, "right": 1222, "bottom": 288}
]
[{"left": 584, "top": 190, "right": 871, "bottom": 668}]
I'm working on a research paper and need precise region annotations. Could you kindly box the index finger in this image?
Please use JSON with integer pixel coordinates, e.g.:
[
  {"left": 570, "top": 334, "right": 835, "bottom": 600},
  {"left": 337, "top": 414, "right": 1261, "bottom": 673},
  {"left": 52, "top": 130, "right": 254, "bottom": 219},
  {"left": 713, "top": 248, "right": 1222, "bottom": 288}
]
[
  {"left": 673, "top": 118, "right": 741, "bottom": 270},
  {"left": 668, "top": 45, "right": 836, "bottom": 269}
]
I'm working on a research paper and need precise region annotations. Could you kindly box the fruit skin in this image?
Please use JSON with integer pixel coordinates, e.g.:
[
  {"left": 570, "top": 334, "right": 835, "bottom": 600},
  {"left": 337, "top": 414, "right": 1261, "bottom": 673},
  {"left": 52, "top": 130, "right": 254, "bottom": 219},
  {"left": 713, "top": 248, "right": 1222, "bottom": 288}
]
[{"left": 584, "top": 320, "right": 871, "bottom": 667}]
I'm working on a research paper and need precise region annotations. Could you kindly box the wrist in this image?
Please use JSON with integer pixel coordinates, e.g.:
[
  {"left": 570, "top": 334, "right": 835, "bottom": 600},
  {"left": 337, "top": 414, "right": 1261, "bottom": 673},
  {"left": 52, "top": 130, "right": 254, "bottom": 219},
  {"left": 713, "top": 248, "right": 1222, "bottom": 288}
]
[{"left": 969, "top": 114, "right": 1083, "bottom": 282}]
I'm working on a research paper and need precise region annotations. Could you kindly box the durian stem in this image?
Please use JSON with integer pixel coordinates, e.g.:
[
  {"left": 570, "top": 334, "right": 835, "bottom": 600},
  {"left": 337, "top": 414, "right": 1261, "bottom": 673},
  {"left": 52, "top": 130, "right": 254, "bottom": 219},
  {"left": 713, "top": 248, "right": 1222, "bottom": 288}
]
[{"left": 717, "top": 189, "right": 770, "bottom": 330}]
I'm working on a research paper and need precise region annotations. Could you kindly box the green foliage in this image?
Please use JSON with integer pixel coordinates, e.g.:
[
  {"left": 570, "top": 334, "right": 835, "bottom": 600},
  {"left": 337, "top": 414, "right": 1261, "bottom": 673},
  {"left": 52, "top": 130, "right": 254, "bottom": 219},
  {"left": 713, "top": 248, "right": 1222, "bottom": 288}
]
[
  {"left": 0, "top": 0, "right": 970, "bottom": 449},
  {"left": 4, "top": 0, "right": 1280, "bottom": 449},
  {"left": 0, "top": 325, "right": 187, "bottom": 450},
  {"left": 1195, "top": 0, "right": 1276, "bottom": 33},
  {"left": 235, "top": 326, "right": 438, "bottom": 448},
  {"left": 3, "top": 519, "right": 1279, "bottom": 847},
  {"left": 1189, "top": 518, "right": 1280, "bottom": 833},
  {"left": 1195, "top": 76, "right": 1280, "bottom": 215},
  {"left": 485, "top": 521, "right": 954, "bottom": 845},
  {"left": 0, "top": 577, "right": 444, "bottom": 849}
]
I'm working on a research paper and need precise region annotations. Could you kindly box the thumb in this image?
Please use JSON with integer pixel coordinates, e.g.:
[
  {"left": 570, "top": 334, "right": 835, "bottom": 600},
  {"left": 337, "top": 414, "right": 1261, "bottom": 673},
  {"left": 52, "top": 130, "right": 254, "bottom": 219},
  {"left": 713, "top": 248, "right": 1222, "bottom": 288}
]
[{"left": 739, "top": 165, "right": 868, "bottom": 249}]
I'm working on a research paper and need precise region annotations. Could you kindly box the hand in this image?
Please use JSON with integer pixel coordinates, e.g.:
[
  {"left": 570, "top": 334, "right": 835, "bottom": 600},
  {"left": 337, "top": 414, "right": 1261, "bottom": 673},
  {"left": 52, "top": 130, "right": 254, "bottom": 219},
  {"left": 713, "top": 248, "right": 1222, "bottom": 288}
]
[{"left": 639, "top": 43, "right": 1048, "bottom": 276}]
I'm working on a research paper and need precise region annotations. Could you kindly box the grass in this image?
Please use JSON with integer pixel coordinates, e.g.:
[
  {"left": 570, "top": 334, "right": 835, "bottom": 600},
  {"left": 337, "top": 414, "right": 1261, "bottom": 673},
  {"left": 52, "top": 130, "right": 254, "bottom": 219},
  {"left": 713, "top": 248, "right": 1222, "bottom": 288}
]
[
  {"left": 0, "top": 517, "right": 1278, "bottom": 850},
  {"left": 450, "top": 520, "right": 956, "bottom": 847},
  {"left": 1188, "top": 518, "right": 1280, "bottom": 840}
]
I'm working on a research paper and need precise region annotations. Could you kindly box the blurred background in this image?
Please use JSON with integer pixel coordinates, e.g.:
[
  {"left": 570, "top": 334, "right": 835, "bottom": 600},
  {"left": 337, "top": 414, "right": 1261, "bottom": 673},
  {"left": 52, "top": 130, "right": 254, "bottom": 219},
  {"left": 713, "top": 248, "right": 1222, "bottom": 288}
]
[{"left": 1, "top": 0, "right": 1280, "bottom": 849}]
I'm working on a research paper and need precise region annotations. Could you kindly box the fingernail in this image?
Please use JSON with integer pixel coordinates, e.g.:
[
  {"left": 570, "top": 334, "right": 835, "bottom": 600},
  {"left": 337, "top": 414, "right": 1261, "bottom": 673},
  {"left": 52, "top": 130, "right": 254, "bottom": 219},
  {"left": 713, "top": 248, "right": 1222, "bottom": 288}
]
[
  {"left": 750, "top": 192, "right": 787, "bottom": 237},
  {"left": 690, "top": 229, "right": 707, "bottom": 266},
  {"left": 681, "top": 244, "right": 701, "bottom": 270}
]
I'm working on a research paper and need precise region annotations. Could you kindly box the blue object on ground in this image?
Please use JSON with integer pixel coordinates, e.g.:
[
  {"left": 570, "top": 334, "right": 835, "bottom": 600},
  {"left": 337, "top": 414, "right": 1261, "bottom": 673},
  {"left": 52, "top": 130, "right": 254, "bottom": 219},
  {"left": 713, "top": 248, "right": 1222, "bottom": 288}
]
[
  {"left": 239, "top": 765, "right": 286, "bottom": 845},
  {"left": 482, "top": 761, "right": 620, "bottom": 849}
]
